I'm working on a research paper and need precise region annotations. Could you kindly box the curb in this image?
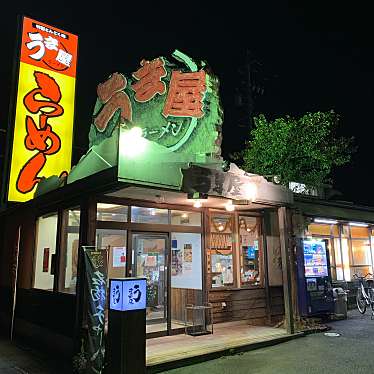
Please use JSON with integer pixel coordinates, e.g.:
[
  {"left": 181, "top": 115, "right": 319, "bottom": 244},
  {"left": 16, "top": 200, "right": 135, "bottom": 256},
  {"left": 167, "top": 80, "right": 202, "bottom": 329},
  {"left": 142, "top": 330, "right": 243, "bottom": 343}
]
[
  {"left": 301, "top": 325, "right": 331, "bottom": 335},
  {"left": 147, "top": 332, "right": 306, "bottom": 373}
]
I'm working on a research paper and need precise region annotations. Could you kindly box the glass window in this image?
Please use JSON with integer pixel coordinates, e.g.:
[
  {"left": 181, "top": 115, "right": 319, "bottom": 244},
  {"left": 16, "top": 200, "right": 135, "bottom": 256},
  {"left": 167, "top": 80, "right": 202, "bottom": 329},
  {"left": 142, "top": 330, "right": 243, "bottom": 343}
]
[
  {"left": 59, "top": 208, "right": 80, "bottom": 294},
  {"left": 351, "top": 239, "right": 371, "bottom": 265},
  {"left": 371, "top": 235, "right": 374, "bottom": 272},
  {"left": 170, "top": 210, "right": 201, "bottom": 226},
  {"left": 131, "top": 206, "right": 168, "bottom": 224},
  {"left": 171, "top": 232, "right": 202, "bottom": 289},
  {"left": 351, "top": 266, "right": 373, "bottom": 278},
  {"left": 239, "top": 216, "right": 261, "bottom": 286},
  {"left": 96, "top": 229, "right": 127, "bottom": 279},
  {"left": 33, "top": 213, "right": 58, "bottom": 291},
  {"left": 171, "top": 232, "right": 203, "bottom": 328},
  {"left": 97, "top": 203, "right": 128, "bottom": 222},
  {"left": 307, "top": 223, "right": 331, "bottom": 236},
  {"left": 350, "top": 226, "right": 369, "bottom": 239},
  {"left": 341, "top": 238, "right": 351, "bottom": 281},
  {"left": 209, "top": 214, "right": 234, "bottom": 288},
  {"left": 131, "top": 234, "right": 167, "bottom": 332},
  {"left": 333, "top": 238, "right": 344, "bottom": 281},
  {"left": 331, "top": 225, "right": 339, "bottom": 237},
  {"left": 341, "top": 225, "right": 350, "bottom": 238}
]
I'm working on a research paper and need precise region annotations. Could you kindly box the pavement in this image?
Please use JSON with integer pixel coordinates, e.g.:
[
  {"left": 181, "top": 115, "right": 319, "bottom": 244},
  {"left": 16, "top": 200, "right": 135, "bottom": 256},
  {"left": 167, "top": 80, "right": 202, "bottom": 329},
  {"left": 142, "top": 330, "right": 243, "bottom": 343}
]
[
  {"left": 1, "top": 309, "right": 373, "bottom": 373},
  {"left": 163, "top": 309, "right": 374, "bottom": 374},
  {"left": 0, "top": 338, "right": 70, "bottom": 374}
]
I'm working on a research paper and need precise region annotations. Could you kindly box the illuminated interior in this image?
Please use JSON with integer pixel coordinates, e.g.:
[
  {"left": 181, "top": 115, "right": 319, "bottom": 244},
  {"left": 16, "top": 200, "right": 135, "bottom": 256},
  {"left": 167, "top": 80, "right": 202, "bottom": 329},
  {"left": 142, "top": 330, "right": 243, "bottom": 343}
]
[{"left": 306, "top": 220, "right": 374, "bottom": 281}]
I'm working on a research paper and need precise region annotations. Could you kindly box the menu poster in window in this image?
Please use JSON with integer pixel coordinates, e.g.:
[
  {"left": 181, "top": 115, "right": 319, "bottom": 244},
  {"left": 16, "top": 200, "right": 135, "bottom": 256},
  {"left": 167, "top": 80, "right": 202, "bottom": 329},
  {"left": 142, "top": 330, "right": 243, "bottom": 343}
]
[
  {"left": 171, "top": 249, "right": 183, "bottom": 276},
  {"left": 43, "top": 248, "right": 49, "bottom": 272},
  {"left": 247, "top": 246, "right": 256, "bottom": 259},
  {"left": 171, "top": 233, "right": 202, "bottom": 290},
  {"left": 180, "top": 215, "right": 190, "bottom": 224},
  {"left": 112, "top": 247, "right": 126, "bottom": 268},
  {"left": 183, "top": 244, "right": 193, "bottom": 272},
  {"left": 145, "top": 255, "right": 157, "bottom": 267}
]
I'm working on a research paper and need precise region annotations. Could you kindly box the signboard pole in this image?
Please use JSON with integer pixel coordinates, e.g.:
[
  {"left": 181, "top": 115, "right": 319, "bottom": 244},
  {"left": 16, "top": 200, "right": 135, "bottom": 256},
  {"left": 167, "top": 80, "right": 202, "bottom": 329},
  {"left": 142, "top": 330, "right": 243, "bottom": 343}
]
[
  {"left": 1, "top": 15, "right": 22, "bottom": 207},
  {"left": 107, "top": 278, "right": 146, "bottom": 374},
  {"left": 10, "top": 225, "right": 21, "bottom": 340}
]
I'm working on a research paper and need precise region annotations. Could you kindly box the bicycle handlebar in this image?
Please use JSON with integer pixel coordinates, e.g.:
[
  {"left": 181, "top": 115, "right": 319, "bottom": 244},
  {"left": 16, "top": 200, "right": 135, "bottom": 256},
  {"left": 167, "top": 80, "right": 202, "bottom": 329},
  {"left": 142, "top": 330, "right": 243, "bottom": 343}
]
[{"left": 353, "top": 273, "right": 373, "bottom": 280}]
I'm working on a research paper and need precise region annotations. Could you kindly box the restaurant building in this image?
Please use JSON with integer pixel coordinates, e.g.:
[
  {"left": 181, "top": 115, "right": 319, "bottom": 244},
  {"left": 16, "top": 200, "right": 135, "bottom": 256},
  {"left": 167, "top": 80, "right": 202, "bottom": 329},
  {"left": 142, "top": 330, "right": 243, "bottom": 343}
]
[
  {"left": 0, "top": 50, "right": 295, "bottom": 360},
  {"left": 292, "top": 194, "right": 374, "bottom": 307},
  {"left": 2, "top": 37, "right": 374, "bottom": 368}
]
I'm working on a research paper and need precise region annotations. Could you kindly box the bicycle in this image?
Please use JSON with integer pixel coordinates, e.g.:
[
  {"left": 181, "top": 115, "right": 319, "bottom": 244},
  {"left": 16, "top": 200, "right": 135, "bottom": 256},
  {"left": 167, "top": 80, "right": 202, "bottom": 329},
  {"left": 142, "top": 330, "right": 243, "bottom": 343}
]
[{"left": 354, "top": 273, "right": 374, "bottom": 318}]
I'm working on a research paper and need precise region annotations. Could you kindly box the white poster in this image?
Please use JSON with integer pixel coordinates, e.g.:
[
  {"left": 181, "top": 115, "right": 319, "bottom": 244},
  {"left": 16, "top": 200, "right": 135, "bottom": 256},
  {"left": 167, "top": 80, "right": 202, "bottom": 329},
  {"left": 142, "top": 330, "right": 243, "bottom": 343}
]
[
  {"left": 112, "top": 247, "right": 126, "bottom": 268},
  {"left": 171, "top": 233, "right": 202, "bottom": 290}
]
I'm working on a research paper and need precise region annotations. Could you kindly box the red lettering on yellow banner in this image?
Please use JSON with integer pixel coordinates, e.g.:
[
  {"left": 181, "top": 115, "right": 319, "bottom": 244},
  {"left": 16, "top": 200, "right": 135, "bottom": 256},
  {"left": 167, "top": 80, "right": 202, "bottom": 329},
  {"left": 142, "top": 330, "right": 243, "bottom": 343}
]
[{"left": 16, "top": 71, "right": 64, "bottom": 193}]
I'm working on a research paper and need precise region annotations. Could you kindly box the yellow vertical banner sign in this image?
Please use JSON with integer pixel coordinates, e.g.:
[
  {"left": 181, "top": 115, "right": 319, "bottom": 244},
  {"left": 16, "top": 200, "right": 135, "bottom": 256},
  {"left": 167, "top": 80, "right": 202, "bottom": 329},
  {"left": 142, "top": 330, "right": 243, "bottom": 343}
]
[{"left": 7, "top": 17, "right": 78, "bottom": 202}]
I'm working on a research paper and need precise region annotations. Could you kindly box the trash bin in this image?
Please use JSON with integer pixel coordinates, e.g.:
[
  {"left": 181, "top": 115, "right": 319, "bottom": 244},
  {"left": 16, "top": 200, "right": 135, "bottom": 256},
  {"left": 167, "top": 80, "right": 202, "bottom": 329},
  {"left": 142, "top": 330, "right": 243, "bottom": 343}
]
[{"left": 333, "top": 287, "right": 348, "bottom": 319}]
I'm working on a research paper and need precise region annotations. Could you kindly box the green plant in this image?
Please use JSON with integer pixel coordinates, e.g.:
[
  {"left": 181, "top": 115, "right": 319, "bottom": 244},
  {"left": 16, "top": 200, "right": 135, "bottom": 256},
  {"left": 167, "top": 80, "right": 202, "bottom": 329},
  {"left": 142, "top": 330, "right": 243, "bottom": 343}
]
[{"left": 239, "top": 111, "right": 355, "bottom": 191}]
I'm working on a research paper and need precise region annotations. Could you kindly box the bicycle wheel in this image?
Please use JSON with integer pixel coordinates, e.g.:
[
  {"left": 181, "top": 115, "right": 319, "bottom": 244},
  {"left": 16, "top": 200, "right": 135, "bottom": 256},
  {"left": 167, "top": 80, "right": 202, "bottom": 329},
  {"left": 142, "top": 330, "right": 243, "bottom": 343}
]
[{"left": 356, "top": 288, "right": 366, "bottom": 314}]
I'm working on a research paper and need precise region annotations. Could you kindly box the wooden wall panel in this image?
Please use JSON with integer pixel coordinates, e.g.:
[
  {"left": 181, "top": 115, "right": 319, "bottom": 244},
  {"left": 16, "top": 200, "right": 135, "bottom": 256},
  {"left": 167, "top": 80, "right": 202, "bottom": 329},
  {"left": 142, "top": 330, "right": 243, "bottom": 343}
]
[
  {"left": 208, "top": 286, "right": 284, "bottom": 325},
  {"left": 171, "top": 288, "right": 201, "bottom": 323}
]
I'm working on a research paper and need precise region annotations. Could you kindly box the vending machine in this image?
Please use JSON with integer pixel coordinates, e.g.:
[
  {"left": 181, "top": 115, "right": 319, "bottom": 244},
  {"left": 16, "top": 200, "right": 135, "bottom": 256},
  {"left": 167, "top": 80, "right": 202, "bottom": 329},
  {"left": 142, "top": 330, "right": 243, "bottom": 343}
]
[{"left": 297, "top": 239, "right": 334, "bottom": 317}]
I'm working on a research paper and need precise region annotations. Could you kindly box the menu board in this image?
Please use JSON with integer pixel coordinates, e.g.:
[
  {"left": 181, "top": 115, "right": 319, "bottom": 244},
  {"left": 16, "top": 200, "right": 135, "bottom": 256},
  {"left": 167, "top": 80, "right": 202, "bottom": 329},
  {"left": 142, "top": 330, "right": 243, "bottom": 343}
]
[{"left": 303, "top": 240, "right": 328, "bottom": 277}]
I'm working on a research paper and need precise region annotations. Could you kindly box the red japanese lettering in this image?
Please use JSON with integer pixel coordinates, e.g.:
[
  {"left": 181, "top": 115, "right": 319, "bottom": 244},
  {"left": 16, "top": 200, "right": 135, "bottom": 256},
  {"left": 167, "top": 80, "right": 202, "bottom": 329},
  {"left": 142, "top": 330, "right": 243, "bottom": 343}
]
[
  {"left": 162, "top": 70, "right": 206, "bottom": 118},
  {"left": 132, "top": 58, "right": 167, "bottom": 102},
  {"left": 16, "top": 71, "right": 64, "bottom": 194},
  {"left": 94, "top": 73, "right": 132, "bottom": 132}
]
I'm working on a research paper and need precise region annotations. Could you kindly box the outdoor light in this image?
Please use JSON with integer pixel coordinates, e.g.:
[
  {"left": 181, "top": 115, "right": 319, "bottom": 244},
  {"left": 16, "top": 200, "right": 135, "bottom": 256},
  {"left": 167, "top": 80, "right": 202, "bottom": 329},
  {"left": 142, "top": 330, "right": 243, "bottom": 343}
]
[
  {"left": 225, "top": 200, "right": 235, "bottom": 212},
  {"left": 314, "top": 218, "right": 338, "bottom": 224},
  {"left": 349, "top": 222, "right": 368, "bottom": 227},
  {"left": 193, "top": 200, "right": 202, "bottom": 208},
  {"left": 243, "top": 183, "right": 257, "bottom": 202},
  {"left": 120, "top": 126, "right": 147, "bottom": 157},
  {"left": 187, "top": 192, "right": 207, "bottom": 208}
]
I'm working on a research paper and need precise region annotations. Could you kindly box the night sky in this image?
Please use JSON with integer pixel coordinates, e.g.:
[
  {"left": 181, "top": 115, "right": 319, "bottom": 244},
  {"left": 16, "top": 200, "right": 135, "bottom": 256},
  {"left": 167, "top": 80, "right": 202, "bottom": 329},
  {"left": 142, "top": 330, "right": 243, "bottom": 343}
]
[{"left": 1, "top": 2, "right": 373, "bottom": 205}]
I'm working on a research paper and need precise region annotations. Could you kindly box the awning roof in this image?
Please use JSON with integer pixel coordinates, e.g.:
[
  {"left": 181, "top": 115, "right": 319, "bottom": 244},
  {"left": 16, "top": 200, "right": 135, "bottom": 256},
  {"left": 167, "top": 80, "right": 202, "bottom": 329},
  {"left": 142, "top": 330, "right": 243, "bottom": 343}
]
[{"left": 294, "top": 198, "right": 374, "bottom": 224}]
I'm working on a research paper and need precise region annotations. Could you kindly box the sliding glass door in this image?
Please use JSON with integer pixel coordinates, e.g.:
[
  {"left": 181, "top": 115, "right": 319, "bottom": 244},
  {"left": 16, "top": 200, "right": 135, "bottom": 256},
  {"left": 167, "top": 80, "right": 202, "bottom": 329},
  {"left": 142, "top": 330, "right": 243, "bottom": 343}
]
[{"left": 132, "top": 233, "right": 168, "bottom": 333}]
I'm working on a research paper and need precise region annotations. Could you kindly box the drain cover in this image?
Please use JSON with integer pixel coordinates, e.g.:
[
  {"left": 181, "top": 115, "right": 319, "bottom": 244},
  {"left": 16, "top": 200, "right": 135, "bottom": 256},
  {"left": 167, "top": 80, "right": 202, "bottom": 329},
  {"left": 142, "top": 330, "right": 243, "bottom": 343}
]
[{"left": 324, "top": 332, "right": 340, "bottom": 337}]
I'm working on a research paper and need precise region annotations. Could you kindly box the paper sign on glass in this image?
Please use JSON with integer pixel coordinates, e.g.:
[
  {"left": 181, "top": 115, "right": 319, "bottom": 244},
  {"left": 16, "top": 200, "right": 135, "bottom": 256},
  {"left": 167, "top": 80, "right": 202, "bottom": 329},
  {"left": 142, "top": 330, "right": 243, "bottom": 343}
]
[{"left": 112, "top": 247, "right": 126, "bottom": 268}]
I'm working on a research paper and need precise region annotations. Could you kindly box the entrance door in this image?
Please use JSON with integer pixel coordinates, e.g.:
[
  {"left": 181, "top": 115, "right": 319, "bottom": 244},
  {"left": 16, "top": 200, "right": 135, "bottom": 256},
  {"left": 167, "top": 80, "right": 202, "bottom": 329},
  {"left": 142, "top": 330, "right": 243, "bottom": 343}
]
[{"left": 131, "top": 233, "right": 169, "bottom": 334}]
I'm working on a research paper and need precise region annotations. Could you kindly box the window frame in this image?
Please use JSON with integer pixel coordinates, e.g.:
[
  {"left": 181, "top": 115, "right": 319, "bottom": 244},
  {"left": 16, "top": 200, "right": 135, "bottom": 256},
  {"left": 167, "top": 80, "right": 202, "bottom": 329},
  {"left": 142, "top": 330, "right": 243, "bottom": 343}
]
[
  {"left": 32, "top": 211, "right": 59, "bottom": 292},
  {"left": 32, "top": 206, "right": 81, "bottom": 294},
  {"left": 207, "top": 209, "right": 264, "bottom": 291},
  {"left": 238, "top": 215, "right": 263, "bottom": 288},
  {"left": 57, "top": 207, "right": 81, "bottom": 294},
  {"left": 306, "top": 220, "right": 374, "bottom": 282}
]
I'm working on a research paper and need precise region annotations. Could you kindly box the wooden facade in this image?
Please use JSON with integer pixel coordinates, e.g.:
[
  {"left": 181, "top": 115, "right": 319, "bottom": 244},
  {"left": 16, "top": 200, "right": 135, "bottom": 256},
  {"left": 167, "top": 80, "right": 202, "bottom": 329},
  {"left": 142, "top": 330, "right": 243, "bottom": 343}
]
[
  {"left": 209, "top": 287, "right": 284, "bottom": 325},
  {"left": 0, "top": 168, "right": 289, "bottom": 358}
]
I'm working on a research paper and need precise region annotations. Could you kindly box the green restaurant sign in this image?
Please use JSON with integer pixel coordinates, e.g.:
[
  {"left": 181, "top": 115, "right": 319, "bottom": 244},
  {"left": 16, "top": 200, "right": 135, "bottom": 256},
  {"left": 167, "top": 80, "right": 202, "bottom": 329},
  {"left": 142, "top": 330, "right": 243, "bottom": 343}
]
[
  {"left": 42, "top": 50, "right": 224, "bottom": 193},
  {"left": 89, "top": 49, "right": 222, "bottom": 158}
]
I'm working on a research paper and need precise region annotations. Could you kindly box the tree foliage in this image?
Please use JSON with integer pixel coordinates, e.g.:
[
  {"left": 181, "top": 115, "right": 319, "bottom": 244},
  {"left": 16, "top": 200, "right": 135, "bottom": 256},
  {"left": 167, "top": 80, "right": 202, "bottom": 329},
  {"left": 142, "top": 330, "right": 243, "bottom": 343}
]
[{"left": 240, "top": 111, "right": 356, "bottom": 190}]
